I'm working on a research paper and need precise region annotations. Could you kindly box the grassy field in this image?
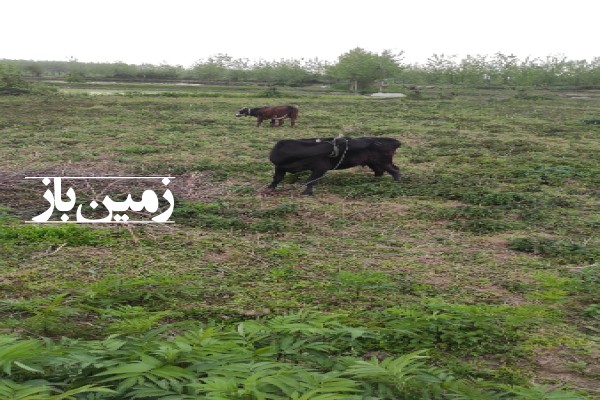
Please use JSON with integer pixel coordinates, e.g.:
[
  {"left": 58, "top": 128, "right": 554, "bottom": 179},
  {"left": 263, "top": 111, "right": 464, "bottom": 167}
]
[{"left": 0, "top": 83, "right": 599, "bottom": 398}]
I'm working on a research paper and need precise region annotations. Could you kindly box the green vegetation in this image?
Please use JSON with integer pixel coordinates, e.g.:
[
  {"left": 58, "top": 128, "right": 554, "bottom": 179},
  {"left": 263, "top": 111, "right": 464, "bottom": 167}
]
[
  {"left": 0, "top": 312, "right": 591, "bottom": 399},
  {"left": 0, "top": 64, "right": 56, "bottom": 95},
  {"left": 3, "top": 50, "right": 600, "bottom": 89},
  {"left": 0, "top": 81, "right": 599, "bottom": 398},
  {"left": 327, "top": 48, "right": 403, "bottom": 92}
]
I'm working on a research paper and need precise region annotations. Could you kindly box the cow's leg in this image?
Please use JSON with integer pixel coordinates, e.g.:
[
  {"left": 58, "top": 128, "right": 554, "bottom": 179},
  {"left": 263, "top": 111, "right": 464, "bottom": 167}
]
[
  {"left": 268, "top": 167, "right": 286, "bottom": 189},
  {"left": 270, "top": 119, "right": 276, "bottom": 127},
  {"left": 302, "top": 169, "right": 327, "bottom": 195},
  {"left": 384, "top": 164, "right": 401, "bottom": 182},
  {"left": 368, "top": 164, "right": 385, "bottom": 177},
  {"left": 256, "top": 118, "right": 264, "bottom": 127},
  {"left": 290, "top": 118, "right": 296, "bottom": 128},
  {"left": 278, "top": 119, "right": 284, "bottom": 127}
]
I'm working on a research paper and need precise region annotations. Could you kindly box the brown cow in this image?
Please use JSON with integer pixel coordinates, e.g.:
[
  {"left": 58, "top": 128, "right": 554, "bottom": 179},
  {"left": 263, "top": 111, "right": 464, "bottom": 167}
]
[{"left": 235, "top": 105, "right": 298, "bottom": 127}]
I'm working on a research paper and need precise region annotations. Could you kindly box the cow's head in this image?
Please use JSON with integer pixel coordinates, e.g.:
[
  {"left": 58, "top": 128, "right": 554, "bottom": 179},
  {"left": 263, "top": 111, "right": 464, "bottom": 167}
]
[{"left": 235, "top": 107, "right": 251, "bottom": 117}]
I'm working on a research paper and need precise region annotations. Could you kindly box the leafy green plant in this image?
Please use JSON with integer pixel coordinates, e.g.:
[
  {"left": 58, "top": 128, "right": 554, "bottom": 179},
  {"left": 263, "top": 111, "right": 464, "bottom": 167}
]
[
  {"left": 0, "top": 294, "right": 82, "bottom": 336},
  {"left": 331, "top": 271, "right": 393, "bottom": 300},
  {"left": 0, "top": 312, "right": 590, "bottom": 399},
  {"left": 527, "top": 272, "right": 577, "bottom": 303},
  {"left": 250, "top": 218, "right": 286, "bottom": 233},
  {"left": 0, "top": 224, "right": 116, "bottom": 246},
  {"left": 583, "top": 304, "right": 600, "bottom": 319},
  {"left": 344, "top": 351, "right": 450, "bottom": 399},
  {"left": 575, "top": 264, "right": 600, "bottom": 302},
  {"left": 0, "top": 337, "right": 44, "bottom": 375},
  {"left": 0, "top": 379, "right": 114, "bottom": 400},
  {"left": 77, "top": 275, "right": 201, "bottom": 308},
  {"left": 171, "top": 201, "right": 246, "bottom": 229},
  {"left": 508, "top": 237, "right": 599, "bottom": 263},
  {"left": 516, "top": 164, "right": 589, "bottom": 186},
  {"left": 502, "top": 384, "right": 589, "bottom": 399},
  {"left": 379, "top": 303, "right": 543, "bottom": 356},
  {"left": 99, "top": 305, "right": 177, "bottom": 334}
]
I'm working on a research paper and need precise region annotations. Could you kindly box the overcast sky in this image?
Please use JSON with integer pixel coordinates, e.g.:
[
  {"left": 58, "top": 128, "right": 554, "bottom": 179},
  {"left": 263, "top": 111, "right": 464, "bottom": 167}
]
[{"left": 3, "top": 0, "right": 597, "bottom": 67}]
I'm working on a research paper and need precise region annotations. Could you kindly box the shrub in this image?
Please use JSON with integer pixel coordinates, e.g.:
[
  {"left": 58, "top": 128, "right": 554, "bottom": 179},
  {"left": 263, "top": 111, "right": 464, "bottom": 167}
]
[
  {"left": 378, "top": 303, "right": 544, "bottom": 356},
  {"left": 0, "top": 64, "right": 31, "bottom": 95},
  {"left": 575, "top": 264, "right": 600, "bottom": 302},
  {"left": 508, "top": 237, "right": 599, "bottom": 263},
  {"left": 0, "top": 64, "right": 57, "bottom": 95},
  {"left": 0, "top": 312, "right": 586, "bottom": 399},
  {"left": 258, "top": 85, "right": 282, "bottom": 97}
]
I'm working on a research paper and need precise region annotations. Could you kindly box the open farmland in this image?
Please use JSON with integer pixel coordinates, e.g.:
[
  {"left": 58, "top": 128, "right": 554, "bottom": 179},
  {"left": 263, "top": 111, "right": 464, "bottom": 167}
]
[{"left": 0, "top": 83, "right": 599, "bottom": 398}]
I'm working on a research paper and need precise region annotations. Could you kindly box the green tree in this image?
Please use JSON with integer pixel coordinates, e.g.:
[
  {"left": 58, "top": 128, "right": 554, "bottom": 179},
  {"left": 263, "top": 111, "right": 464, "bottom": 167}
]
[
  {"left": 301, "top": 57, "right": 331, "bottom": 75},
  {"left": 491, "top": 52, "right": 520, "bottom": 85},
  {"left": 251, "top": 59, "right": 276, "bottom": 84},
  {"left": 24, "top": 63, "right": 44, "bottom": 77},
  {"left": 328, "top": 48, "right": 402, "bottom": 93},
  {"left": 65, "top": 57, "right": 86, "bottom": 83},
  {"left": 137, "top": 63, "right": 183, "bottom": 80},
  {"left": 271, "top": 59, "right": 314, "bottom": 85},
  {"left": 191, "top": 61, "right": 226, "bottom": 82},
  {"left": 457, "top": 55, "right": 490, "bottom": 86},
  {"left": 426, "top": 53, "right": 458, "bottom": 84},
  {"left": 191, "top": 54, "right": 240, "bottom": 82},
  {"left": 110, "top": 62, "right": 138, "bottom": 79},
  {"left": 377, "top": 49, "right": 404, "bottom": 91}
]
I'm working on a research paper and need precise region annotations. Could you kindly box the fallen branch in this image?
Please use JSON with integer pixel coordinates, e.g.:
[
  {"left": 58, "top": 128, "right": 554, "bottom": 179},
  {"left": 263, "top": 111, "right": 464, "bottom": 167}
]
[{"left": 32, "top": 242, "right": 67, "bottom": 260}]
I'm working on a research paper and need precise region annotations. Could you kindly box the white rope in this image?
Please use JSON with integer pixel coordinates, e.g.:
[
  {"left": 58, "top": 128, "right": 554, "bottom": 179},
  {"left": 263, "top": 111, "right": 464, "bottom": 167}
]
[{"left": 303, "top": 137, "right": 349, "bottom": 188}]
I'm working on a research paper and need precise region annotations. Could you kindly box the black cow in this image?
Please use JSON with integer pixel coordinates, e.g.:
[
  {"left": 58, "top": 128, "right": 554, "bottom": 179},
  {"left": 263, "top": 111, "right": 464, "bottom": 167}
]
[
  {"left": 267, "top": 136, "right": 401, "bottom": 195},
  {"left": 236, "top": 105, "right": 299, "bottom": 127}
]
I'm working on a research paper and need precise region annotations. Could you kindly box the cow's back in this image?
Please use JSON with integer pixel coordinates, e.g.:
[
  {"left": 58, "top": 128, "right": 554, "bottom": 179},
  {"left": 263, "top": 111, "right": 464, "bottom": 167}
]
[
  {"left": 269, "top": 139, "right": 333, "bottom": 165},
  {"left": 357, "top": 137, "right": 401, "bottom": 150},
  {"left": 259, "top": 105, "right": 297, "bottom": 116}
]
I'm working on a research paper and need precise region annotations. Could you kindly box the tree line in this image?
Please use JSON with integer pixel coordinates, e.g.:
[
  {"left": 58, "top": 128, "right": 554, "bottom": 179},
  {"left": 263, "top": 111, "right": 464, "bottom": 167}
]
[{"left": 2, "top": 48, "right": 600, "bottom": 91}]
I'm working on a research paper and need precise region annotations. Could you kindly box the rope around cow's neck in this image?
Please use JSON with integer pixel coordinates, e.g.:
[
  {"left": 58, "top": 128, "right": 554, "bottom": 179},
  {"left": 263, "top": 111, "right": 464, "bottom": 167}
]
[{"left": 303, "top": 137, "right": 349, "bottom": 188}]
